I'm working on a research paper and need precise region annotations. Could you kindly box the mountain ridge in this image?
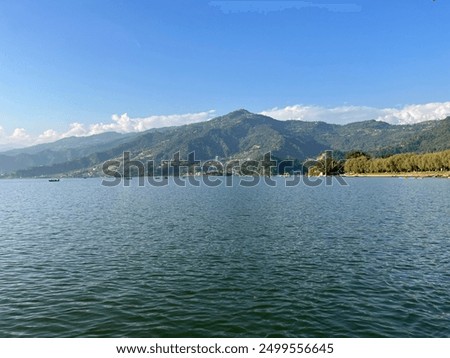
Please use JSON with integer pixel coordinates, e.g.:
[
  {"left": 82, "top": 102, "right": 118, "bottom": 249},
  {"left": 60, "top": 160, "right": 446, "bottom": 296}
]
[{"left": 2, "top": 110, "right": 450, "bottom": 177}]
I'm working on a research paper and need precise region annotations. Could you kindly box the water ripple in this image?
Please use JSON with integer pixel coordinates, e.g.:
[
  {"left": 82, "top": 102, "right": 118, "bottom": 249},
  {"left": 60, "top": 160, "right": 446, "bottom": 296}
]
[{"left": 0, "top": 178, "right": 449, "bottom": 337}]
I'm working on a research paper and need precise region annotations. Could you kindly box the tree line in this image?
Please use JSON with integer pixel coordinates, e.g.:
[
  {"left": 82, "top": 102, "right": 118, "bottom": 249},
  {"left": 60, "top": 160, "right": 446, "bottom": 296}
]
[{"left": 344, "top": 150, "right": 450, "bottom": 174}]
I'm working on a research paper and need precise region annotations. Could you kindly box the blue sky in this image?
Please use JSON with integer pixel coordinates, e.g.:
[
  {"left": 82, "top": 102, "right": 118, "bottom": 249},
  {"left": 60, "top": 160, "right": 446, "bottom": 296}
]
[{"left": 1, "top": 0, "right": 449, "bottom": 148}]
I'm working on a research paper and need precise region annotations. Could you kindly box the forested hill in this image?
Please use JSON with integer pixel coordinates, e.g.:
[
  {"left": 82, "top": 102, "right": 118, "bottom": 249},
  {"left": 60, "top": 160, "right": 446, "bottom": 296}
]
[{"left": 3, "top": 109, "right": 450, "bottom": 177}]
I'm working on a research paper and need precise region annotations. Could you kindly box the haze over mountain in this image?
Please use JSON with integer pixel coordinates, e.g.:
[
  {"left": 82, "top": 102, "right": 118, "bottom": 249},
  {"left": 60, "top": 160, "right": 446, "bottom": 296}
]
[{"left": 1, "top": 109, "right": 450, "bottom": 177}]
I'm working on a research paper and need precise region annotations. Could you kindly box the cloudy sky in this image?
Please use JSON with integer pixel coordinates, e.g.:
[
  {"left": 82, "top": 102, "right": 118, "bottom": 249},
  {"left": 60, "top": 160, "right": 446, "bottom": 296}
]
[{"left": 1, "top": 1, "right": 450, "bottom": 149}]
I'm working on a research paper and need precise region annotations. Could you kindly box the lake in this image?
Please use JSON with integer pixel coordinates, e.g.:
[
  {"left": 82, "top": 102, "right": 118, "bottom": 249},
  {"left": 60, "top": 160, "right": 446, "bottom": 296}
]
[{"left": 0, "top": 177, "right": 449, "bottom": 337}]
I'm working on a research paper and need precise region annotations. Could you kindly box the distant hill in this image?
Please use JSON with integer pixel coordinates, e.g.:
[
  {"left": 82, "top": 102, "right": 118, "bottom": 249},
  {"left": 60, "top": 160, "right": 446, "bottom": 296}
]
[
  {"left": 0, "top": 132, "right": 136, "bottom": 173},
  {"left": 4, "top": 109, "right": 450, "bottom": 177}
]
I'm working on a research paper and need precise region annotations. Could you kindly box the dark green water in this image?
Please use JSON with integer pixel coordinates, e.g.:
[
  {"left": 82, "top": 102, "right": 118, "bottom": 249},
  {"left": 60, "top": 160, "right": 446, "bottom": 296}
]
[{"left": 1, "top": 177, "right": 449, "bottom": 337}]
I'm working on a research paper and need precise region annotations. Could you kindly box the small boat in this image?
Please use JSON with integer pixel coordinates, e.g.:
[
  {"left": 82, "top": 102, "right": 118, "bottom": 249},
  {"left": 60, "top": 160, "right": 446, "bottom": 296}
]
[{"left": 48, "top": 178, "right": 60, "bottom": 182}]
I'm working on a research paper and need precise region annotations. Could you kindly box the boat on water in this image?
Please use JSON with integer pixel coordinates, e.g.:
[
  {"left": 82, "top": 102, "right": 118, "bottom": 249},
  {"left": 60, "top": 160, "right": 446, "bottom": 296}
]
[{"left": 48, "top": 178, "right": 60, "bottom": 182}]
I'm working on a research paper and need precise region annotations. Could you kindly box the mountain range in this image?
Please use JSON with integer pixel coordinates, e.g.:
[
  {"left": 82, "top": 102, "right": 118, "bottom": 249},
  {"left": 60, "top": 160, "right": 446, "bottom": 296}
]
[{"left": 1, "top": 109, "right": 450, "bottom": 177}]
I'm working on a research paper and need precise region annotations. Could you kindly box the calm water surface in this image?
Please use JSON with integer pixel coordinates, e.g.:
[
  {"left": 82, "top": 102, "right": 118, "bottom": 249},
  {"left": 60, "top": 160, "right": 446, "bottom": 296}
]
[{"left": 0, "top": 177, "right": 449, "bottom": 337}]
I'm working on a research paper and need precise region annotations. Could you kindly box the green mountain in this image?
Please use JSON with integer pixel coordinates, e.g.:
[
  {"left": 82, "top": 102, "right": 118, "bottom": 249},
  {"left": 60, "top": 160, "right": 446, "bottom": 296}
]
[{"left": 4, "top": 109, "right": 450, "bottom": 177}]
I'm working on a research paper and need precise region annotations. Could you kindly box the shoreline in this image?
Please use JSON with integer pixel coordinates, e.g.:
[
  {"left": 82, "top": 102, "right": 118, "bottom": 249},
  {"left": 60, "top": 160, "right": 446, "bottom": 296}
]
[
  {"left": 345, "top": 171, "right": 450, "bottom": 178},
  {"left": 2, "top": 171, "right": 450, "bottom": 180}
]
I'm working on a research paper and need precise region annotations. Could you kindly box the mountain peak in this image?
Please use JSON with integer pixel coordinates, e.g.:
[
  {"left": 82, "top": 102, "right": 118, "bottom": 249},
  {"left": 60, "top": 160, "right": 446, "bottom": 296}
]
[
  {"left": 234, "top": 108, "right": 251, "bottom": 113},
  {"left": 209, "top": 109, "right": 256, "bottom": 123},
  {"left": 212, "top": 109, "right": 276, "bottom": 125},
  {"left": 227, "top": 109, "right": 252, "bottom": 117}
]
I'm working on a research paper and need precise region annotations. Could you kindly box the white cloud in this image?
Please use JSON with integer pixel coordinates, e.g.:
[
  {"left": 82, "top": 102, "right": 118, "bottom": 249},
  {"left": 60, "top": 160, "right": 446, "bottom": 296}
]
[
  {"left": 0, "top": 127, "right": 32, "bottom": 150},
  {"left": 260, "top": 105, "right": 381, "bottom": 124},
  {"left": 62, "top": 122, "right": 88, "bottom": 137},
  {"left": 0, "top": 110, "right": 216, "bottom": 150},
  {"left": 10, "top": 128, "right": 30, "bottom": 140},
  {"left": 36, "top": 129, "right": 60, "bottom": 144},
  {"left": 377, "top": 102, "right": 450, "bottom": 125},
  {"left": 261, "top": 102, "right": 450, "bottom": 125},
  {"left": 88, "top": 110, "right": 216, "bottom": 134}
]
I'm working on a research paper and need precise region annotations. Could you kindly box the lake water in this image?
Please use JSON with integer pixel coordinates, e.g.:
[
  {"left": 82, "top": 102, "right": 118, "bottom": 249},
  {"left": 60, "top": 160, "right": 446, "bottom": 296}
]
[{"left": 1, "top": 177, "right": 449, "bottom": 337}]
